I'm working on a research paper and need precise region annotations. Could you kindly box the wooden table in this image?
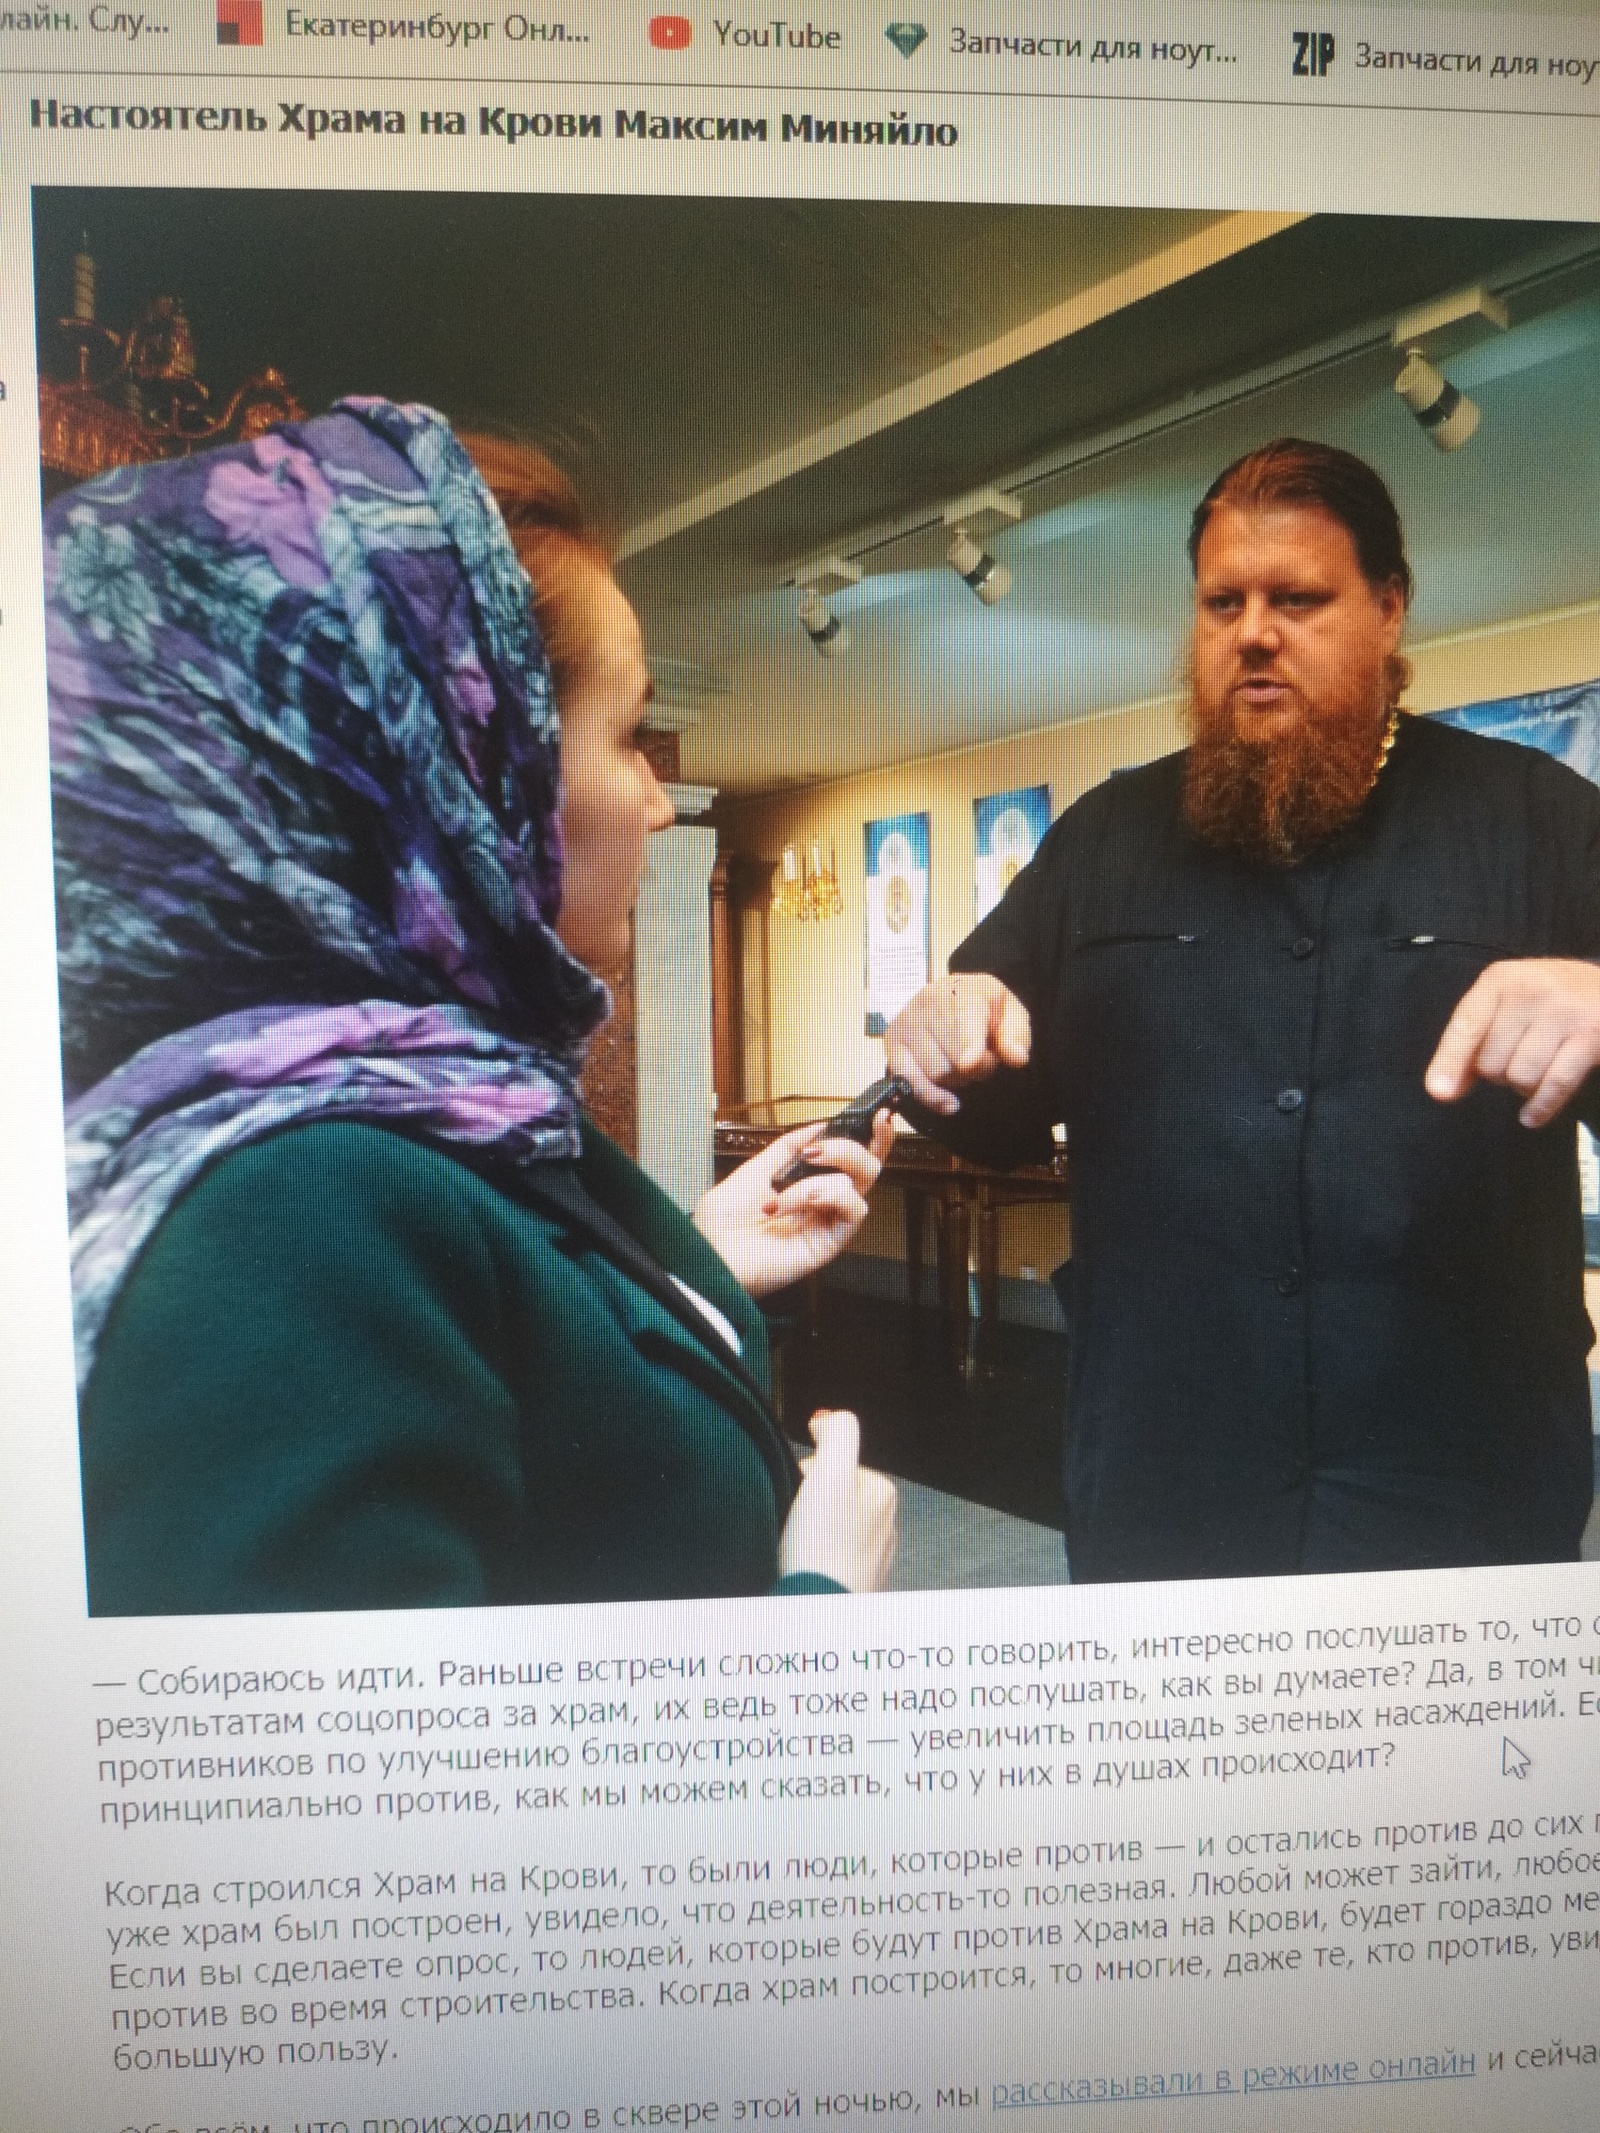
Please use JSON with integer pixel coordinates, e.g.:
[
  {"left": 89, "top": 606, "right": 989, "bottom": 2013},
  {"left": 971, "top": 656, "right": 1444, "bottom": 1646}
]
[{"left": 715, "top": 1097, "right": 1070, "bottom": 1364}]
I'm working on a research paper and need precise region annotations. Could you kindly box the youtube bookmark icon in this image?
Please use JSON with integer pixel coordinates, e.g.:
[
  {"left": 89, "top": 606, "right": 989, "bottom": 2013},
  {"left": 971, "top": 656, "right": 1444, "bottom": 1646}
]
[{"left": 649, "top": 14, "right": 691, "bottom": 47}]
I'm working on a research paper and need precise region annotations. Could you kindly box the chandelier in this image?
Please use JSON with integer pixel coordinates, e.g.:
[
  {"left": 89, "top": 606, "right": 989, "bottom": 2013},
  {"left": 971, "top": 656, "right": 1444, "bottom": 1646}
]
[
  {"left": 39, "top": 239, "right": 305, "bottom": 496},
  {"left": 772, "top": 838, "right": 843, "bottom": 923}
]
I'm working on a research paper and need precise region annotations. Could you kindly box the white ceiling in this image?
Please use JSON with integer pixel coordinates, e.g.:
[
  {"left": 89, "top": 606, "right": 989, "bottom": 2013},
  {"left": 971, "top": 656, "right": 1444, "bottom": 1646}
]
[{"left": 614, "top": 214, "right": 1600, "bottom": 793}]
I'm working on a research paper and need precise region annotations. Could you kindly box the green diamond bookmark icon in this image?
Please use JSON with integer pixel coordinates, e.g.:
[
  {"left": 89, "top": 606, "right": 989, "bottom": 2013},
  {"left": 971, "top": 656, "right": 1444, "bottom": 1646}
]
[{"left": 885, "top": 20, "right": 927, "bottom": 57}]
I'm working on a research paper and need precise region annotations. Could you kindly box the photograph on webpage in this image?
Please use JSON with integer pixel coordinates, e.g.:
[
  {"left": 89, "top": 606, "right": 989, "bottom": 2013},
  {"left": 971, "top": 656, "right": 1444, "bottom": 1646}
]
[{"left": 33, "top": 187, "right": 1600, "bottom": 1613}]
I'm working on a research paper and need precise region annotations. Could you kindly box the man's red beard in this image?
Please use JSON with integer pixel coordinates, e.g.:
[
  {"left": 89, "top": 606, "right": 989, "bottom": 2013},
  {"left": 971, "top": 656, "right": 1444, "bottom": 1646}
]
[{"left": 1182, "top": 660, "right": 1402, "bottom": 868}]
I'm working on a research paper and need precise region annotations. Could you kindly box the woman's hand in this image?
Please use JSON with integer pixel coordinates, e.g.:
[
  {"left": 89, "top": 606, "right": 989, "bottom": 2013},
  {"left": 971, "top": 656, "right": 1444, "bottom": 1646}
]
[
  {"left": 779, "top": 1410, "right": 897, "bottom": 1593},
  {"left": 693, "top": 1113, "right": 894, "bottom": 1298}
]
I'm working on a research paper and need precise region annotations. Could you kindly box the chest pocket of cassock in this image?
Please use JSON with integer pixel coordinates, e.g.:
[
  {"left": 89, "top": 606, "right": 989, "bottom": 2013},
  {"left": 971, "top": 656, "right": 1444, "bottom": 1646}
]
[
  {"left": 1373, "top": 909, "right": 1523, "bottom": 1074},
  {"left": 1060, "top": 911, "right": 1208, "bottom": 1117}
]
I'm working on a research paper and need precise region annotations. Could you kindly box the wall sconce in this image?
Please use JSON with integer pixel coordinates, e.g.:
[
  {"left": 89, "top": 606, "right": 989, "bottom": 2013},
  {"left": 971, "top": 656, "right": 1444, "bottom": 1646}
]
[{"left": 772, "top": 837, "right": 843, "bottom": 922}]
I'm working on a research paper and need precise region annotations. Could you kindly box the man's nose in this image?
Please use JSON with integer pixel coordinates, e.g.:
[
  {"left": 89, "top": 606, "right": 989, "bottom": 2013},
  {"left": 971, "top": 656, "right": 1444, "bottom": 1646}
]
[{"left": 1237, "top": 594, "right": 1282, "bottom": 652}]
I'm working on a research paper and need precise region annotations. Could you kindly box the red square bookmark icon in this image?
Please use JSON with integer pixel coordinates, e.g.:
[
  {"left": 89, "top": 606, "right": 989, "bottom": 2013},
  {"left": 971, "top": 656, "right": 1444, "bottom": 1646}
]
[
  {"left": 649, "top": 14, "right": 691, "bottom": 48},
  {"left": 216, "top": 0, "right": 263, "bottom": 42}
]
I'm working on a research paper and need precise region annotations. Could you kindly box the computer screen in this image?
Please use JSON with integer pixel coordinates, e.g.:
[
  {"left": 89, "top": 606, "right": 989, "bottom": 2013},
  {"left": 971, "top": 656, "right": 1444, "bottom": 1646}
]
[{"left": 6, "top": 3, "right": 1600, "bottom": 2126}]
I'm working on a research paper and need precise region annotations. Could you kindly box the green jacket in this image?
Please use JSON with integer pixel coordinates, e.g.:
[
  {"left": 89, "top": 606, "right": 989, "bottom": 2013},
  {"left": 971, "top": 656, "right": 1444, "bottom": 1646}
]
[{"left": 81, "top": 1122, "right": 834, "bottom": 1614}]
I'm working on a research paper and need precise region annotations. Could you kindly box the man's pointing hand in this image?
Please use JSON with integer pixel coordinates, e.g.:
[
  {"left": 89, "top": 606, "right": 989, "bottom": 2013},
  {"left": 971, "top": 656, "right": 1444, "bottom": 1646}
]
[
  {"left": 884, "top": 975, "right": 1032, "bottom": 1115},
  {"left": 1426, "top": 957, "right": 1600, "bottom": 1127}
]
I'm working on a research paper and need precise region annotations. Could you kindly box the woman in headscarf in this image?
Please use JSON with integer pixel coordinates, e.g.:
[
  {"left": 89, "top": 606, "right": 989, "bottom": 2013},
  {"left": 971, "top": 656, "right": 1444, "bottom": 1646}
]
[{"left": 50, "top": 397, "right": 896, "bottom": 1614}]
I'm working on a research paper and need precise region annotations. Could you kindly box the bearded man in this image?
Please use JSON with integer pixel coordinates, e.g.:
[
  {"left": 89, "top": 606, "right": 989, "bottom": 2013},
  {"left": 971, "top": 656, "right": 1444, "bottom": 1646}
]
[{"left": 887, "top": 437, "right": 1600, "bottom": 1582}]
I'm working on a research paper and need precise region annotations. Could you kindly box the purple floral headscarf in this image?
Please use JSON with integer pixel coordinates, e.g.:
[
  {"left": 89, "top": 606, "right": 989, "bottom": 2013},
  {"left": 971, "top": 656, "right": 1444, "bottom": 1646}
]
[{"left": 48, "top": 398, "right": 610, "bottom": 1389}]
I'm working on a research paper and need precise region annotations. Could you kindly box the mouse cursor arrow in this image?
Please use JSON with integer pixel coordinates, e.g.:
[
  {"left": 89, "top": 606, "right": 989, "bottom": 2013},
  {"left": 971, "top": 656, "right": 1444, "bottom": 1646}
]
[{"left": 1501, "top": 1736, "right": 1531, "bottom": 1778}]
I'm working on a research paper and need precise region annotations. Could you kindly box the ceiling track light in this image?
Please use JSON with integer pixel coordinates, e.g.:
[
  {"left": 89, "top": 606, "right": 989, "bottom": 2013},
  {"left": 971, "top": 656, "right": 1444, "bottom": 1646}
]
[
  {"left": 791, "top": 556, "right": 861, "bottom": 657},
  {"left": 1390, "top": 283, "right": 1508, "bottom": 453},
  {"left": 947, "top": 527, "right": 1011, "bottom": 604},
  {"left": 797, "top": 585, "right": 850, "bottom": 657},
  {"left": 941, "top": 486, "right": 1022, "bottom": 605},
  {"left": 1394, "top": 347, "right": 1480, "bottom": 451}
]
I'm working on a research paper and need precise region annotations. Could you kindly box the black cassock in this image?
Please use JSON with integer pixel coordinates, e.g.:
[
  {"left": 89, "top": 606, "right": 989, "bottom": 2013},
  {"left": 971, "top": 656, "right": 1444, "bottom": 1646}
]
[{"left": 931, "top": 714, "right": 1600, "bottom": 1581}]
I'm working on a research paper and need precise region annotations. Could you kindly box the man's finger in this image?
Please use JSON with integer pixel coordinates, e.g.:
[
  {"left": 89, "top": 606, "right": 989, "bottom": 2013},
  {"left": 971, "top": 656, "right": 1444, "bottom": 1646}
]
[
  {"left": 1424, "top": 969, "right": 1505, "bottom": 1100},
  {"left": 893, "top": 1059, "right": 960, "bottom": 1114},
  {"left": 996, "top": 989, "right": 1033, "bottom": 1067},
  {"left": 1500, "top": 1016, "right": 1567, "bottom": 1098},
  {"left": 884, "top": 1029, "right": 961, "bottom": 1114},
  {"left": 1520, "top": 1031, "right": 1600, "bottom": 1128},
  {"left": 952, "top": 991, "right": 995, "bottom": 1073}
]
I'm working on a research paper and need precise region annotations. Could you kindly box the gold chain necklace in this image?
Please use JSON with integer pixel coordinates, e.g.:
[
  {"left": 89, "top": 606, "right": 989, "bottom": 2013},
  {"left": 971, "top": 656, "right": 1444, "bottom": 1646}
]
[{"left": 1368, "top": 706, "right": 1401, "bottom": 795}]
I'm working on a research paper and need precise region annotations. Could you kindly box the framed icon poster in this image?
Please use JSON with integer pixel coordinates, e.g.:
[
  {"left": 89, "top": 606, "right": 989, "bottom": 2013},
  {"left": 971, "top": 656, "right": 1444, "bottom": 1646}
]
[
  {"left": 863, "top": 811, "right": 930, "bottom": 1036},
  {"left": 973, "top": 783, "right": 1052, "bottom": 921}
]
